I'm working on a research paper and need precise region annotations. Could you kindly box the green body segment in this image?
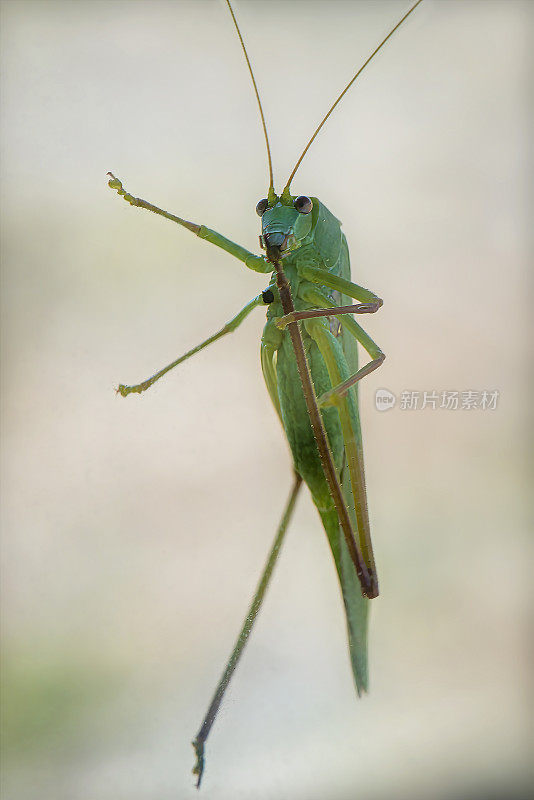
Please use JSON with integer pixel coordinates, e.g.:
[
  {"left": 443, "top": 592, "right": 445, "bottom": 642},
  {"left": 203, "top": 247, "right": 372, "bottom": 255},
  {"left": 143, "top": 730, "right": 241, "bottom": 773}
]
[{"left": 261, "top": 199, "right": 370, "bottom": 693}]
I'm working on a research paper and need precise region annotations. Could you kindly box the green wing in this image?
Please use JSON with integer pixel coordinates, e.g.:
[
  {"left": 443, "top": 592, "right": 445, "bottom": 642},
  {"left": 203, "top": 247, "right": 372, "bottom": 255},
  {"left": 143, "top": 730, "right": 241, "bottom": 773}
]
[
  {"left": 261, "top": 273, "right": 370, "bottom": 693},
  {"left": 335, "top": 234, "right": 370, "bottom": 694}
]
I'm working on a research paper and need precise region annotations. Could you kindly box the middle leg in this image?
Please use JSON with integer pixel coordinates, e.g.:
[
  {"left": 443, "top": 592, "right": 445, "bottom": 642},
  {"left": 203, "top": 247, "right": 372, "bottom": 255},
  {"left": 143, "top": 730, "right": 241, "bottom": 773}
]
[
  {"left": 280, "top": 286, "right": 385, "bottom": 408},
  {"left": 117, "top": 293, "right": 266, "bottom": 396}
]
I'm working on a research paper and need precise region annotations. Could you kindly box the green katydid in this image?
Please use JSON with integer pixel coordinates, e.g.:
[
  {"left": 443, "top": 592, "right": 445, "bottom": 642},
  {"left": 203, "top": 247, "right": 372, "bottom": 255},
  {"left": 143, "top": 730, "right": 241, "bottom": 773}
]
[{"left": 108, "top": 0, "right": 423, "bottom": 787}]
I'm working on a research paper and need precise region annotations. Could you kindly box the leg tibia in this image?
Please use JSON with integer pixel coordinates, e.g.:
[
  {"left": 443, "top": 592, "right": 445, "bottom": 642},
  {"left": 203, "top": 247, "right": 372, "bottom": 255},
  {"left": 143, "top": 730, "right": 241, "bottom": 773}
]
[
  {"left": 108, "top": 173, "right": 269, "bottom": 273},
  {"left": 117, "top": 294, "right": 264, "bottom": 396},
  {"left": 192, "top": 474, "right": 302, "bottom": 788}
]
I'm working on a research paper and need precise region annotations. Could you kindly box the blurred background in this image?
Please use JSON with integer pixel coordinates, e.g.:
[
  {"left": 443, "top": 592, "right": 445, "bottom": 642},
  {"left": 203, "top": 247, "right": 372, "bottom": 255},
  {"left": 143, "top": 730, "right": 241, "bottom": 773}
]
[{"left": 1, "top": 1, "right": 531, "bottom": 799}]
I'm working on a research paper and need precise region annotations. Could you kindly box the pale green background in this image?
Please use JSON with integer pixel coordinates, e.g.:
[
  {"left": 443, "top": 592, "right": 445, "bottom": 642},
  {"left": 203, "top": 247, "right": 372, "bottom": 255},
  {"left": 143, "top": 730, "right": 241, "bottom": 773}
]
[{"left": 1, "top": 1, "right": 531, "bottom": 799}]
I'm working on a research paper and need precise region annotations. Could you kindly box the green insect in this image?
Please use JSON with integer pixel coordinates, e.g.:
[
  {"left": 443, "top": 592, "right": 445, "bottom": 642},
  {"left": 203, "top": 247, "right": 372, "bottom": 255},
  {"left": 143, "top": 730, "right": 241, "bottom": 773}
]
[{"left": 108, "top": 0, "right": 423, "bottom": 787}]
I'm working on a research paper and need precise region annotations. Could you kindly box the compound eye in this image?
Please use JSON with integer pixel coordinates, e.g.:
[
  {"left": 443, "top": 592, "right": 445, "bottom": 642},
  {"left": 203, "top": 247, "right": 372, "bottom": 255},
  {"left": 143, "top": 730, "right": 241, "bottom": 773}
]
[
  {"left": 294, "top": 195, "right": 312, "bottom": 214},
  {"left": 256, "top": 198, "right": 268, "bottom": 216}
]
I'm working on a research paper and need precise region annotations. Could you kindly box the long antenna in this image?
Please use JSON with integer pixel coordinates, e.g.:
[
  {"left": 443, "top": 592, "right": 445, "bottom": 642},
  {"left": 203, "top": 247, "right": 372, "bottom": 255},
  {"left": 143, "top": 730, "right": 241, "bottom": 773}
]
[
  {"left": 225, "top": 0, "right": 275, "bottom": 199},
  {"left": 283, "top": 0, "right": 424, "bottom": 195}
]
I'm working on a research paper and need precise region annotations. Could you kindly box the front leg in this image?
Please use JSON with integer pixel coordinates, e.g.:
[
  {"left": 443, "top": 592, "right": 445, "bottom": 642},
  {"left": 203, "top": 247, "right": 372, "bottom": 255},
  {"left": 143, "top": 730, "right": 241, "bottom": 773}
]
[{"left": 107, "top": 173, "right": 271, "bottom": 274}]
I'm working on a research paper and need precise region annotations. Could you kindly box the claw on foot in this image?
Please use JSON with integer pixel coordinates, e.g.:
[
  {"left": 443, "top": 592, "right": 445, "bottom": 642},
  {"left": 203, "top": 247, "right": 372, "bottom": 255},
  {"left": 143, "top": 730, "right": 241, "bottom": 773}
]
[
  {"left": 107, "top": 172, "right": 123, "bottom": 192},
  {"left": 192, "top": 738, "right": 205, "bottom": 789},
  {"left": 115, "top": 383, "right": 146, "bottom": 397}
]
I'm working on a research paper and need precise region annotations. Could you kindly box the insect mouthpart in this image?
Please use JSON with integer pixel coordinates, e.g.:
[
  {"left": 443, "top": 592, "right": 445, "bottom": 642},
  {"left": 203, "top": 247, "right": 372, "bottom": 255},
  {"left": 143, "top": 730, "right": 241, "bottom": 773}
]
[
  {"left": 260, "top": 231, "right": 296, "bottom": 261},
  {"left": 264, "top": 232, "right": 286, "bottom": 248}
]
